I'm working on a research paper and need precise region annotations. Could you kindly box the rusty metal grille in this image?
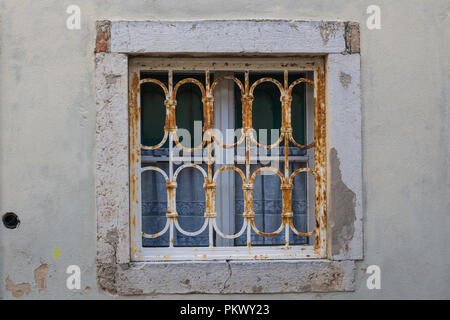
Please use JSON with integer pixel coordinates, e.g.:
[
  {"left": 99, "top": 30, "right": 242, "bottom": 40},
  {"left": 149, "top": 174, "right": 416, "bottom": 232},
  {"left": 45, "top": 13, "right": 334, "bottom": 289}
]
[{"left": 129, "top": 59, "right": 327, "bottom": 261}]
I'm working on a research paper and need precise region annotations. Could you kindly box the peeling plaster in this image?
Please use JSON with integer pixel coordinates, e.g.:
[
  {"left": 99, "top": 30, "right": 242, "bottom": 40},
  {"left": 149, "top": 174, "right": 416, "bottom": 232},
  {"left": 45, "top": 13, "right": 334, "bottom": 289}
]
[
  {"left": 97, "top": 262, "right": 117, "bottom": 295},
  {"left": 339, "top": 72, "right": 352, "bottom": 88},
  {"left": 97, "top": 230, "right": 120, "bottom": 294},
  {"left": 317, "top": 22, "right": 342, "bottom": 45},
  {"left": 329, "top": 148, "right": 356, "bottom": 257},
  {"left": 34, "top": 264, "right": 49, "bottom": 292},
  {"left": 5, "top": 277, "right": 30, "bottom": 298}
]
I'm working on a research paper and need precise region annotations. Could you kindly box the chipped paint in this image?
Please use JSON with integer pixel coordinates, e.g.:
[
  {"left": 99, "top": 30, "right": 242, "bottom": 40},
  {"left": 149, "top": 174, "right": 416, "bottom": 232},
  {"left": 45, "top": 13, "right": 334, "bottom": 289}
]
[
  {"left": 317, "top": 22, "right": 342, "bottom": 46},
  {"left": 329, "top": 148, "right": 356, "bottom": 256},
  {"left": 34, "top": 264, "right": 49, "bottom": 292},
  {"left": 95, "top": 21, "right": 111, "bottom": 53},
  {"left": 339, "top": 72, "right": 352, "bottom": 88},
  {"left": 344, "top": 22, "right": 360, "bottom": 54},
  {"left": 5, "top": 277, "right": 30, "bottom": 298}
]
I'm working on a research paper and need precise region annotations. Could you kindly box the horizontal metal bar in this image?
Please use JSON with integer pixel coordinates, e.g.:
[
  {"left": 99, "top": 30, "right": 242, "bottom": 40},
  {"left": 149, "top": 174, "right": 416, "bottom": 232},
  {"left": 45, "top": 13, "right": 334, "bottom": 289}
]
[{"left": 142, "top": 156, "right": 309, "bottom": 163}]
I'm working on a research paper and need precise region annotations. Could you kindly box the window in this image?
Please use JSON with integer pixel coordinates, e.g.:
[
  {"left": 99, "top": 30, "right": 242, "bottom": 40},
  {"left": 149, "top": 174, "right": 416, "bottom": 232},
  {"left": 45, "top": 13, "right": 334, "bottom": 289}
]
[
  {"left": 96, "top": 20, "right": 362, "bottom": 294},
  {"left": 129, "top": 57, "right": 327, "bottom": 261}
]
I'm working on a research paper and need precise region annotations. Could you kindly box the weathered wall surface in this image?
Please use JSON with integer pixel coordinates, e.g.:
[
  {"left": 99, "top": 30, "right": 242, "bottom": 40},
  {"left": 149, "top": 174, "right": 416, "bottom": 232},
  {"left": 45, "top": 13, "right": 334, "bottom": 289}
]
[{"left": 0, "top": 0, "right": 448, "bottom": 299}]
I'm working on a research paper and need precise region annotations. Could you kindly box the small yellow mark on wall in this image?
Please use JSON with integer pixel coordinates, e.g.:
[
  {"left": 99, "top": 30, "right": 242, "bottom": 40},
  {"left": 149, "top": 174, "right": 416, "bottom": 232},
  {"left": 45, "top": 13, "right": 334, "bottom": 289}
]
[{"left": 53, "top": 248, "right": 61, "bottom": 261}]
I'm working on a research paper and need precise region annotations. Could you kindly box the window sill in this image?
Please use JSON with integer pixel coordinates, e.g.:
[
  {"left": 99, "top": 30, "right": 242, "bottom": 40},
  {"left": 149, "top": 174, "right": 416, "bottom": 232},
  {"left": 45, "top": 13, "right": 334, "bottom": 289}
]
[{"left": 114, "top": 259, "right": 355, "bottom": 295}]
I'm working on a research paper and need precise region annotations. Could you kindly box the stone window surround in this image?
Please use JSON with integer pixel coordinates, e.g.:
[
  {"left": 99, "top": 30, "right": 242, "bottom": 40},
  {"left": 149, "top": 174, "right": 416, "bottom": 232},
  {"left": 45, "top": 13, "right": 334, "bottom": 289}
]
[{"left": 95, "top": 20, "right": 363, "bottom": 295}]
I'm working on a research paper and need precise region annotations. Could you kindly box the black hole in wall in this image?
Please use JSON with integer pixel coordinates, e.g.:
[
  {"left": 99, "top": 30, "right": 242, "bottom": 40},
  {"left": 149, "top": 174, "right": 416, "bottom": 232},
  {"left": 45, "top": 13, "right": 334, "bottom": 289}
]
[{"left": 2, "top": 212, "right": 20, "bottom": 229}]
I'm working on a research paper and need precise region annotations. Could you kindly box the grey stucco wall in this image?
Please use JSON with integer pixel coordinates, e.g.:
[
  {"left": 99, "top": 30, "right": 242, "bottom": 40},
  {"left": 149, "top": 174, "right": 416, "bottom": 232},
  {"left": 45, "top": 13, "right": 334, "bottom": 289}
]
[{"left": 0, "top": 0, "right": 448, "bottom": 299}]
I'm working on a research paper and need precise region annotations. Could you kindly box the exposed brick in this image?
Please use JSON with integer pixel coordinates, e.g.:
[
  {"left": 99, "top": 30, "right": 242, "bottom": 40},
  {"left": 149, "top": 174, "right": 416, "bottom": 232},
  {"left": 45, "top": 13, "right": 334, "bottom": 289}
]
[
  {"left": 344, "top": 22, "right": 360, "bottom": 54},
  {"left": 96, "top": 20, "right": 111, "bottom": 53}
]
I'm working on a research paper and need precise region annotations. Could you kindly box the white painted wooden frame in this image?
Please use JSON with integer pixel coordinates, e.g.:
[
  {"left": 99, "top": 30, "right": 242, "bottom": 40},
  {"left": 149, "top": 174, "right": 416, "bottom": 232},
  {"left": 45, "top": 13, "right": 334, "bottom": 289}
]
[
  {"left": 95, "top": 20, "right": 362, "bottom": 295},
  {"left": 129, "top": 57, "right": 323, "bottom": 262}
]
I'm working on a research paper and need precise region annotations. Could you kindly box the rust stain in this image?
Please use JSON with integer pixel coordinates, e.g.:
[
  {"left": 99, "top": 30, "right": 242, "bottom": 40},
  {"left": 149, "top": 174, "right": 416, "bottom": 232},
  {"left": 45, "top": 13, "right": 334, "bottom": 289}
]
[
  {"left": 129, "top": 71, "right": 140, "bottom": 255},
  {"left": 329, "top": 147, "right": 356, "bottom": 256},
  {"left": 312, "top": 66, "right": 327, "bottom": 254},
  {"left": 5, "top": 277, "right": 30, "bottom": 298},
  {"left": 281, "top": 181, "right": 293, "bottom": 226},
  {"left": 165, "top": 180, "right": 178, "bottom": 220},
  {"left": 253, "top": 254, "right": 269, "bottom": 260},
  {"left": 204, "top": 180, "right": 217, "bottom": 218},
  {"left": 34, "top": 264, "right": 49, "bottom": 292}
]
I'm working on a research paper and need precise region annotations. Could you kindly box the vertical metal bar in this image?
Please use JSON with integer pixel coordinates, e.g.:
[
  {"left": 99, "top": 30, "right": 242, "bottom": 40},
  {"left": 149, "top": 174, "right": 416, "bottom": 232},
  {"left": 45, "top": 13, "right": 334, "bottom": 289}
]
[
  {"left": 168, "top": 70, "right": 175, "bottom": 248},
  {"left": 205, "top": 70, "right": 215, "bottom": 248},
  {"left": 244, "top": 71, "right": 251, "bottom": 180},
  {"left": 284, "top": 70, "right": 288, "bottom": 90},
  {"left": 209, "top": 218, "right": 214, "bottom": 247},
  {"left": 283, "top": 70, "right": 290, "bottom": 246},
  {"left": 305, "top": 71, "right": 316, "bottom": 245},
  {"left": 283, "top": 70, "right": 289, "bottom": 180},
  {"left": 244, "top": 70, "right": 252, "bottom": 248},
  {"left": 168, "top": 69, "right": 174, "bottom": 180},
  {"left": 169, "top": 126, "right": 174, "bottom": 180},
  {"left": 169, "top": 219, "right": 174, "bottom": 248},
  {"left": 207, "top": 129, "right": 213, "bottom": 179},
  {"left": 285, "top": 224, "right": 289, "bottom": 246},
  {"left": 247, "top": 222, "right": 251, "bottom": 248},
  {"left": 284, "top": 134, "right": 289, "bottom": 178}
]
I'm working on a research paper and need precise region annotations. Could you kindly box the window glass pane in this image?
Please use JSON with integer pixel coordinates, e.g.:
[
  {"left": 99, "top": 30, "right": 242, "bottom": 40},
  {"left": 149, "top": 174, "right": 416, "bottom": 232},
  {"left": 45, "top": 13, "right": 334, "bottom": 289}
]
[
  {"left": 140, "top": 72, "right": 167, "bottom": 147},
  {"left": 250, "top": 73, "right": 282, "bottom": 145},
  {"left": 174, "top": 72, "right": 204, "bottom": 148},
  {"left": 175, "top": 166, "right": 209, "bottom": 247},
  {"left": 141, "top": 163, "right": 169, "bottom": 247},
  {"left": 290, "top": 80, "right": 306, "bottom": 146}
]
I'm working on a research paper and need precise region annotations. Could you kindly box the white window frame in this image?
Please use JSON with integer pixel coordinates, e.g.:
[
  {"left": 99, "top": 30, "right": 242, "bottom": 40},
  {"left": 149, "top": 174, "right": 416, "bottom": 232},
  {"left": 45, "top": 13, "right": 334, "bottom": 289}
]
[{"left": 129, "top": 58, "right": 324, "bottom": 261}]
